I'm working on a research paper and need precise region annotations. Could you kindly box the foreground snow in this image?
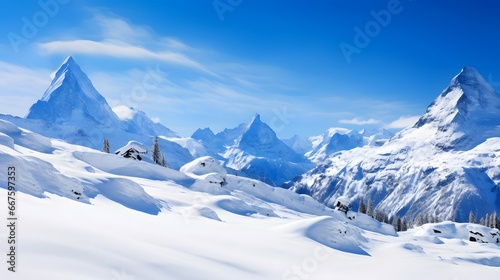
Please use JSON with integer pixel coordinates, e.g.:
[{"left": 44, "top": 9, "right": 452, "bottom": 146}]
[
  {"left": 0, "top": 120, "right": 498, "bottom": 279},
  {"left": 0, "top": 191, "right": 498, "bottom": 279}
]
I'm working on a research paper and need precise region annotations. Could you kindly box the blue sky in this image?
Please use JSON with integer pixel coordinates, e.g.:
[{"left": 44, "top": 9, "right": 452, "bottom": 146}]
[{"left": 0, "top": 0, "right": 499, "bottom": 138}]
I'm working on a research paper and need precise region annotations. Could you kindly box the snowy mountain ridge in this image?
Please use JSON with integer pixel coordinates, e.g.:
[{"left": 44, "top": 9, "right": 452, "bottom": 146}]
[
  {"left": 304, "top": 127, "right": 393, "bottom": 163},
  {"left": 196, "top": 114, "right": 314, "bottom": 186}
]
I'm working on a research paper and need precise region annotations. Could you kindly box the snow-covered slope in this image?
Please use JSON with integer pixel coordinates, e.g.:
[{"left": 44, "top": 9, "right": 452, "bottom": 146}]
[
  {"left": 0, "top": 56, "right": 189, "bottom": 168},
  {"left": 290, "top": 67, "right": 500, "bottom": 222},
  {"left": 0, "top": 119, "right": 498, "bottom": 279}
]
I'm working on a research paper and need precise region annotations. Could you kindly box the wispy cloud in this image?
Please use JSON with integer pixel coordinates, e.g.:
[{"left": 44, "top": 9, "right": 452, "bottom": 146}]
[
  {"left": 339, "top": 117, "right": 380, "bottom": 125},
  {"left": 36, "top": 12, "right": 211, "bottom": 73},
  {"left": 385, "top": 115, "right": 420, "bottom": 129},
  {"left": 37, "top": 40, "right": 208, "bottom": 72}
]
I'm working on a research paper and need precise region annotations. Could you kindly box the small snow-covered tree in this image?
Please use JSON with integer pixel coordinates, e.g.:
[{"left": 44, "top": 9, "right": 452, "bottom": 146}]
[
  {"left": 358, "top": 198, "right": 366, "bottom": 214},
  {"left": 401, "top": 217, "right": 408, "bottom": 231},
  {"left": 480, "top": 217, "right": 485, "bottom": 226},
  {"left": 392, "top": 216, "right": 401, "bottom": 231},
  {"left": 485, "top": 214, "right": 491, "bottom": 227},
  {"left": 488, "top": 212, "right": 496, "bottom": 228},
  {"left": 468, "top": 211, "right": 476, "bottom": 224},
  {"left": 152, "top": 137, "right": 166, "bottom": 167},
  {"left": 102, "top": 138, "right": 110, "bottom": 153},
  {"left": 494, "top": 212, "right": 500, "bottom": 229},
  {"left": 366, "top": 198, "right": 374, "bottom": 218}
]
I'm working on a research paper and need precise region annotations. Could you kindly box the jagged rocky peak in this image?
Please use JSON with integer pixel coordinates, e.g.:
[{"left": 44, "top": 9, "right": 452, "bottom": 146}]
[
  {"left": 414, "top": 66, "right": 500, "bottom": 132},
  {"left": 236, "top": 113, "right": 278, "bottom": 148},
  {"left": 26, "top": 56, "right": 119, "bottom": 125},
  {"left": 192, "top": 127, "right": 216, "bottom": 141}
]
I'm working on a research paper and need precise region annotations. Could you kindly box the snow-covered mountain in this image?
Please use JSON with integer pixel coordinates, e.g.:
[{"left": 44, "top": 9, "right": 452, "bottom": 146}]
[
  {"left": 289, "top": 66, "right": 500, "bottom": 222},
  {"left": 193, "top": 114, "right": 314, "bottom": 186},
  {"left": 26, "top": 56, "right": 120, "bottom": 127},
  {"left": 0, "top": 56, "right": 189, "bottom": 169},
  {"left": 305, "top": 127, "right": 393, "bottom": 163},
  {"left": 282, "top": 134, "right": 313, "bottom": 155}
]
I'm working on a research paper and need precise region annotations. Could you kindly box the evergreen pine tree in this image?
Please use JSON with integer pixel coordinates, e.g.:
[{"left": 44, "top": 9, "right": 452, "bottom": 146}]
[
  {"left": 401, "top": 217, "right": 408, "bottom": 231},
  {"left": 480, "top": 217, "right": 485, "bottom": 226},
  {"left": 152, "top": 137, "right": 166, "bottom": 166},
  {"left": 391, "top": 216, "right": 400, "bottom": 231},
  {"left": 358, "top": 198, "right": 366, "bottom": 214},
  {"left": 366, "top": 198, "right": 374, "bottom": 218},
  {"left": 485, "top": 214, "right": 490, "bottom": 227},
  {"left": 488, "top": 213, "right": 495, "bottom": 228},
  {"left": 493, "top": 211, "right": 500, "bottom": 229},
  {"left": 102, "top": 138, "right": 110, "bottom": 153},
  {"left": 468, "top": 211, "right": 476, "bottom": 224}
]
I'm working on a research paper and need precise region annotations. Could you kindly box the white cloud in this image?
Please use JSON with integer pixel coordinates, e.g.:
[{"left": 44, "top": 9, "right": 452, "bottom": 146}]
[
  {"left": 112, "top": 105, "right": 135, "bottom": 120},
  {"left": 339, "top": 117, "right": 380, "bottom": 125},
  {"left": 92, "top": 13, "right": 152, "bottom": 41},
  {"left": 37, "top": 40, "right": 208, "bottom": 72},
  {"left": 385, "top": 115, "right": 421, "bottom": 129},
  {"left": 36, "top": 12, "right": 212, "bottom": 74}
]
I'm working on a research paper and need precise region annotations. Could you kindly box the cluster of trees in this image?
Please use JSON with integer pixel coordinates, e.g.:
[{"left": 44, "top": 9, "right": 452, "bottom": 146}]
[
  {"left": 102, "top": 137, "right": 166, "bottom": 167},
  {"left": 469, "top": 211, "right": 500, "bottom": 229},
  {"left": 358, "top": 197, "right": 500, "bottom": 232},
  {"left": 358, "top": 198, "right": 410, "bottom": 231}
]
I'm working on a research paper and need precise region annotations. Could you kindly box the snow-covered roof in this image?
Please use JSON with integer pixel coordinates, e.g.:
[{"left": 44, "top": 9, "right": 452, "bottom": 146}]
[
  {"left": 335, "top": 196, "right": 351, "bottom": 206},
  {"left": 180, "top": 156, "right": 226, "bottom": 176},
  {"left": 115, "top": 141, "right": 147, "bottom": 154}
]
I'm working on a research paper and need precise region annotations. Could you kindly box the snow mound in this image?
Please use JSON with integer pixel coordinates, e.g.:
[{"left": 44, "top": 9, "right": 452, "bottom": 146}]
[
  {"left": 85, "top": 178, "right": 160, "bottom": 215},
  {"left": 278, "top": 216, "right": 370, "bottom": 256},
  {"left": 74, "top": 151, "right": 191, "bottom": 183},
  {"left": 0, "top": 119, "right": 53, "bottom": 153},
  {"left": 0, "top": 132, "right": 14, "bottom": 149},
  {"left": 415, "top": 221, "right": 500, "bottom": 244},
  {"left": 180, "top": 156, "right": 227, "bottom": 176}
]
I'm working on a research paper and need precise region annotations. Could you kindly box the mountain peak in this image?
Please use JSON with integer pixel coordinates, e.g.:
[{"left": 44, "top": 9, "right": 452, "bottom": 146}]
[
  {"left": 411, "top": 66, "right": 500, "bottom": 150},
  {"left": 26, "top": 56, "right": 120, "bottom": 125},
  {"left": 249, "top": 113, "right": 262, "bottom": 124},
  {"left": 447, "top": 66, "right": 494, "bottom": 94}
]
